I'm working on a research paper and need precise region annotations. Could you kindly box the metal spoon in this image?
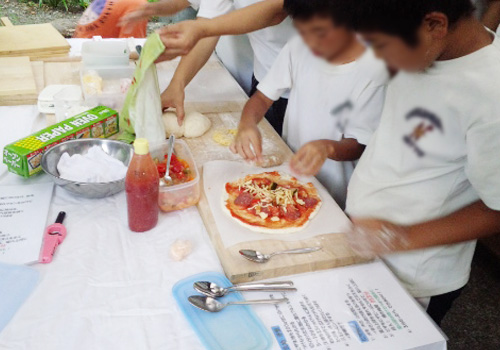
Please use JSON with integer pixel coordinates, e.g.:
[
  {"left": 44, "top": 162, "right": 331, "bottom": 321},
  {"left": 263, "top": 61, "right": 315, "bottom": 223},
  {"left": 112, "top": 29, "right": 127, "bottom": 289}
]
[
  {"left": 188, "top": 295, "right": 288, "bottom": 313},
  {"left": 193, "top": 281, "right": 297, "bottom": 298},
  {"left": 160, "top": 134, "right": 175, "bottom": 187},
  {"left": 240, "top": 247, "right": 322, "bottom": 263}
]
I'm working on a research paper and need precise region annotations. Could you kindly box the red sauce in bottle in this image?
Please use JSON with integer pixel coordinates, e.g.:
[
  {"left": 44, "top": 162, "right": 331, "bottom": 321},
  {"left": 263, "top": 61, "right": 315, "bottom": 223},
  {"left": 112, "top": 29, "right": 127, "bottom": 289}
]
[{"left": 125, "top": 138, "right": 159, "bottom": 232}]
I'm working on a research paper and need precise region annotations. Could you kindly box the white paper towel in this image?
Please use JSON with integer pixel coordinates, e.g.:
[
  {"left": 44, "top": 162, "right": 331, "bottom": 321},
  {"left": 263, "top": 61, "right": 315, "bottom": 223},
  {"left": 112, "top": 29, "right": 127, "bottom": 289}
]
[
  {"left": 57, "top": 146, "right": 128, "bottom": 183},
  {"left": 203, "top": 160, "right": 351, "bottom": 247}
]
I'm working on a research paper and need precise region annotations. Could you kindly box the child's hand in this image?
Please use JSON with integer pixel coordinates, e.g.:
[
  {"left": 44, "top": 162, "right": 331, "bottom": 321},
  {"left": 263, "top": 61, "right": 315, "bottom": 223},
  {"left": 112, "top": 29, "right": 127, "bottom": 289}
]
[
  {"left": 290, "top": 140, "right": 332, "bottom": 176},
  {"left": 161, "top": 83, "right": 186, "bottom": 126},
  {"left": 346, "top": 219, "right": 411, "bottom": 258},
  {"left": 230, "top": 123, "right": 263, "bottom": 162}
]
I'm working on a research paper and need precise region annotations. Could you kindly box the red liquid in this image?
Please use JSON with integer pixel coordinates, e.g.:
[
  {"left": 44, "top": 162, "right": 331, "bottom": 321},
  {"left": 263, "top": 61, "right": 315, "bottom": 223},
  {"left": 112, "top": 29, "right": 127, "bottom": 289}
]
[{"left": 125, "top": 152, "right": 159, "bottom": 232}]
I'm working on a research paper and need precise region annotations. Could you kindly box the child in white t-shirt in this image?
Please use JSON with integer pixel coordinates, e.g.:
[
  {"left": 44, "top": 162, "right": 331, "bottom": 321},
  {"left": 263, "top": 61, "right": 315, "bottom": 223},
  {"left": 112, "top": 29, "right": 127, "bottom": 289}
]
[
  {"left": 340, "top": 0, "right": 500, "bottom": 325},
  {"left": 231, "top": 0, "right": 388, "bottom": 208}
]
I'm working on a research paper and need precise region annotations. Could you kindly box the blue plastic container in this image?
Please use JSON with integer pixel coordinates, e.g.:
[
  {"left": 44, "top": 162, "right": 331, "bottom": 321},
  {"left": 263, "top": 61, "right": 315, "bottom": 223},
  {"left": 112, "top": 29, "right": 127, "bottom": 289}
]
[{"left": 172, "top": 271, "right": 273, "bottom": 350}]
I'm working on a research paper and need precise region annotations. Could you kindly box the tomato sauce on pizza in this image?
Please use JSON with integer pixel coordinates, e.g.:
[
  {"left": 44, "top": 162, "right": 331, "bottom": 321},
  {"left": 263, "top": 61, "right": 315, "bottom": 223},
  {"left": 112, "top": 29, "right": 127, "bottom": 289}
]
[{"left": 224, "top": 172, "right": 322, "bottom": 231}]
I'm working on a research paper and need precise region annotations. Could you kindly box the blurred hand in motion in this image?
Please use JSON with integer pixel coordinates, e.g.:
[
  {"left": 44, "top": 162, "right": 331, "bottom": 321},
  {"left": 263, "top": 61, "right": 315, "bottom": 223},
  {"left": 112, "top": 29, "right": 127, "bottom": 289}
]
[
  {"left": 156, "top": 20, "right": 204, "bottom": 61},
  {"left": 161, "top": 83, "right": 186, "bottom": 125},
  {"left": 119, "top": 0, "right": 191, "bottom": 36},
  {"left": 290, "top": 140, "right": 332, "bottom": 176},
  {"left": 346, "top": 219, "right": 411, "bottom": 259},
  {"left": 230, "top": 123, "right": 263, "bottom": 162},
  {"left": 118, "top": 4, "right": 153, "bottom": 30}
]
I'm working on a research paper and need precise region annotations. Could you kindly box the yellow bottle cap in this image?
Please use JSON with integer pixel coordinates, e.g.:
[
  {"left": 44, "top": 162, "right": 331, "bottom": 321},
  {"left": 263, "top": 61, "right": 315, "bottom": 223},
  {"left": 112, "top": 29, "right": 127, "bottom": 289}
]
[{"left": 133, "top": 138, "right": 149, "bottom": 155}]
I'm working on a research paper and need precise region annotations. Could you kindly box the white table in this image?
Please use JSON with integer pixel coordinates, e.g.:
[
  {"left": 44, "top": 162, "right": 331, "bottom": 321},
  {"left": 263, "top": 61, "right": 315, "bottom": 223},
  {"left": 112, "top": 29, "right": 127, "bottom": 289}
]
[{"left": 0, "top": 39, "right": 446, "bottom": 350}]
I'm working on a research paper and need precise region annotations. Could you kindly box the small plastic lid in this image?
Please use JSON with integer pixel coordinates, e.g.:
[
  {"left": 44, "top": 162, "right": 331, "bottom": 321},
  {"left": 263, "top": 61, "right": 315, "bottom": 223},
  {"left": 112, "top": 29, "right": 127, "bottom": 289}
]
[{"left": 134, "top": 138, "right": 149, "bottom": 155}]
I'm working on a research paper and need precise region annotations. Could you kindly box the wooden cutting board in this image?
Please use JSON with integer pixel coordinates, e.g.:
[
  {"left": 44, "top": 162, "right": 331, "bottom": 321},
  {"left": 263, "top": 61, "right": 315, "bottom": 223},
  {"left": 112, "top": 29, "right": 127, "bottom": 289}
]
[
  {"left": 0, "top": 23, "right": 70, "bottom": 59},
  {"left": 0, "top": 57, "right": 38, "bottom": 106},
  {"left": 185, "top": 112, "right": 363, "bottom": 284}
]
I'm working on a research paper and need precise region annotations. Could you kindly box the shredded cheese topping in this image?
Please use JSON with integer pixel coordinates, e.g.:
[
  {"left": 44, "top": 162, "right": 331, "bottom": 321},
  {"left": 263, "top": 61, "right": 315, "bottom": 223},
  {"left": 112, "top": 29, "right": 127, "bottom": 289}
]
[{"left": 240, "top": 179, "right": 299, "bottom": 208}]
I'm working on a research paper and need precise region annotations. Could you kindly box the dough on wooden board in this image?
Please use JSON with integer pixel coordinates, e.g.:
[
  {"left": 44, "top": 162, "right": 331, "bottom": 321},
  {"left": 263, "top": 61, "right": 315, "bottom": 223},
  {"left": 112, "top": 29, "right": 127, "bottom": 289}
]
[
  {"left": 212, "top": 128, "right": 237, "bottom": 146},
  {"left": 162, "top": 111, "right": 211, "bottom": 138},
  {"left": 162, "top": 111, "right": 184, "bottom": 138}
]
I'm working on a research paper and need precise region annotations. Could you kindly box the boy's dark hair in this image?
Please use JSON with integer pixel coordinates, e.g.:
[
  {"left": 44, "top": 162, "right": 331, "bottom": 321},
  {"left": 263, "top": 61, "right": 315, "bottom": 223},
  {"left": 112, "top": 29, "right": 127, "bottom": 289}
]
[
  {"left": 338, "top": 0, "right": 475, "bottom": 46},
  {"left": 283, "top": 0, "right": 350, "bottom": 26}
]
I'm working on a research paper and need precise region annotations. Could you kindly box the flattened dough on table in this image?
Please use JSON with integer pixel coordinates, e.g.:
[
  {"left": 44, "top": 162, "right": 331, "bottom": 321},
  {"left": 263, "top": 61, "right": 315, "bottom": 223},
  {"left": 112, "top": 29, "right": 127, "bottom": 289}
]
[{"left": 212, "top": 128, "right": 237, "bottom": 146}]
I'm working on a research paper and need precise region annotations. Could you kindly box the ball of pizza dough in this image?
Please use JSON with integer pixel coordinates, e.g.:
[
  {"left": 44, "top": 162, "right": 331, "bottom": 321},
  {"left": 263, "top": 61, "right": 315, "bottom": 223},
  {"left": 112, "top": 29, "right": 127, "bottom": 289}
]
[
  {"left": 162, "top": 111, "right": 184, "bottom": 138},
  {"left": 162, "top": 111, "right": 211, "bottom": 138},
  {"left": 183, "top": 111, "right": 212, "bottom": 138}
]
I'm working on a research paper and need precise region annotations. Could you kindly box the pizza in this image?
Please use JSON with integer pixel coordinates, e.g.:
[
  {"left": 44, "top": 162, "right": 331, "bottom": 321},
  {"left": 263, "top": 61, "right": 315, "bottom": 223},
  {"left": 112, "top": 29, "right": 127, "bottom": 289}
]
[{"left": 223, "top": 171, "right": 322, "bottom": 233}]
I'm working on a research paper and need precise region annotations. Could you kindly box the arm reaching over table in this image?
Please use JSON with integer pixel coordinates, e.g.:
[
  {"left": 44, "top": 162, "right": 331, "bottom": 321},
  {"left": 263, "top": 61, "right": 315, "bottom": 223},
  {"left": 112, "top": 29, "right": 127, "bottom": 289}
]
[
  {"left": 159, "top": 18, "right": 220, "bottom": 124},
  {"left": 230, "top": 91, "right": 273, "bottom": 162},
  {"left": 347, "top": 201, "right": 500, "bottom": 258},
  {"left": 118, "top": 0, "right": 192, "bottom": 29},
  {"left": 157, "top": 0, "right": 287, "bottom": 57}
]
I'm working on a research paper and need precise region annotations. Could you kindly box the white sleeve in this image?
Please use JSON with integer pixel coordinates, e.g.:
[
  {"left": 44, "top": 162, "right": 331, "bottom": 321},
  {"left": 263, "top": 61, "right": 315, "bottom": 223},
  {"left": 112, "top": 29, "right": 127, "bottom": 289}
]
[
  {"left": 257, "top": 42, "right": 293, "bottom": 102},
  {"left": 197, "top": 0, "right": 233, "bottom": 18},
  {"left": 187, "top": 0, "right": 200, "bottom": 10},
  {"left": 466, "top": 119, "right": 500, "bottom": 210},
  {"left": 343, "top": 83, "right": 387, "bottom": 145}
]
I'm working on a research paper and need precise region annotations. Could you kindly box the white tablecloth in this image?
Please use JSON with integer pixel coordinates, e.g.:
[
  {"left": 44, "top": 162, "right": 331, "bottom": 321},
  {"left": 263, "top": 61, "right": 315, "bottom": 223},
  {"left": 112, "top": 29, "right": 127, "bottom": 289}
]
[{"left": 0, "top": 39, "right": 446, "bottom": 350}]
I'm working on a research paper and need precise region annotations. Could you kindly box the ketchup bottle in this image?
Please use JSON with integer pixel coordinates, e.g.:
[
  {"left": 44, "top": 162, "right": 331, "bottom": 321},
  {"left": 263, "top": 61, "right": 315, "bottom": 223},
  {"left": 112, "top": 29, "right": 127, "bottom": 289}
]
[{"left": 125, "top": 138, "right": 159, "bottom": 232}]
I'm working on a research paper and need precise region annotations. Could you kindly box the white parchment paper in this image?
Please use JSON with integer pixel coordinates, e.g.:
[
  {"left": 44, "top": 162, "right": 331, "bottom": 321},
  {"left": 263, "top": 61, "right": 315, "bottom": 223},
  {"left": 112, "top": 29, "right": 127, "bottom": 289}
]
[{"left": 203, "top": 160, "right": 351, "bottom": 248}]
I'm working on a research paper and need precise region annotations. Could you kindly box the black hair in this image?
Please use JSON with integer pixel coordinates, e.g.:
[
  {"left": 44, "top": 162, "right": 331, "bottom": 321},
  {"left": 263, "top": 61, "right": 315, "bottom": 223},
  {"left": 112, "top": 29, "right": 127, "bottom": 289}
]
[
  {"left": 283, "top": 0, "right": 350, "bottom": 26},
  {"left": 338, "top": 0, "right": 475, "bottom": 46}
]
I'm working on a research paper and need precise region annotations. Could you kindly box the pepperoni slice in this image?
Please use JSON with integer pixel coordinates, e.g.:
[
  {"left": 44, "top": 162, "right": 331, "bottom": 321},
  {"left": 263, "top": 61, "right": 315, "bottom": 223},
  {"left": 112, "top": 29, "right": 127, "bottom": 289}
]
[
  {"left": 260, "top": 206, "right": 270, "bottom": 215},
  {"left": 269, "top": 206, "right": 280, "bottom": 218},
  {"left": 282, "top": 205, "right": 301, "bottom": 221},
  {"left": 304, "top": 197, "right": 318, "bottom": 208},
  {"left": 234, "top": 192, "right": 253, "bottom": 208}
]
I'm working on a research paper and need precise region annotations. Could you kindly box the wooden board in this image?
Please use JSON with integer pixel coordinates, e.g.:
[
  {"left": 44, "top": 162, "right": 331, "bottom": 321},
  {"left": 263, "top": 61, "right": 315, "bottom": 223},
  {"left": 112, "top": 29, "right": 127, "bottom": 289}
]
[
  {"left": 0, "top": 17, "right": 14, "bottom": 27},
  {"left": 185, "top": 112, "right": 363, "bottom": 283},
  {"left": 0, "top": 56, "right": 38, "bottom": 106},
  {"left": 0, "top": 23, "right": 70, "bottom": 59}
]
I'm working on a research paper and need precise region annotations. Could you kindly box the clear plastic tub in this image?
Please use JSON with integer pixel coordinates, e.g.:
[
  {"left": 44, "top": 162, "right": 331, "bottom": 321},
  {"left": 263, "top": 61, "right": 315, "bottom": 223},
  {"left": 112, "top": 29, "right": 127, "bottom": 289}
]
[
  {"left": 80, "top": 65, "right": 135, "bottom": 111},
  {"left": 81, "top": 41, "right": 130, "bottom": 67},
  {"left": 150, "top": 139, "right": 201, "bottom": 212}
]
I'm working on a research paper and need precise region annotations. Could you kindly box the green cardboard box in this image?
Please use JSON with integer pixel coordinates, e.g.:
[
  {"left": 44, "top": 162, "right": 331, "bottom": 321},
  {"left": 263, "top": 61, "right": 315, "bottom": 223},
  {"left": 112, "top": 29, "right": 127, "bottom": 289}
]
[{"left": 3, "top": 106, "right": 119, "bottom": 178}]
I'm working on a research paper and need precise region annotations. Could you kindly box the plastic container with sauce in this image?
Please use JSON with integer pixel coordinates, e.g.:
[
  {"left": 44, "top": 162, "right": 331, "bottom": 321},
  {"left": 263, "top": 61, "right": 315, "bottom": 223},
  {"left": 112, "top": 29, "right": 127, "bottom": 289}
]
[
  {"left": 125, "top": 138, "right": 159, "bottom": 232},
  {"left": 150, "top": 140, "right": 201, "bottom": 212}
]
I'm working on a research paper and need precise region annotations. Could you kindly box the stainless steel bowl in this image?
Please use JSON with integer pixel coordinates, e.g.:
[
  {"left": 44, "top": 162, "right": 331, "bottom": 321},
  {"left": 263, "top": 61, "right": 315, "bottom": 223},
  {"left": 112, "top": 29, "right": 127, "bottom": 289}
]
[{"left": 41, "top": 139, "right": 133, "bottom": 198}]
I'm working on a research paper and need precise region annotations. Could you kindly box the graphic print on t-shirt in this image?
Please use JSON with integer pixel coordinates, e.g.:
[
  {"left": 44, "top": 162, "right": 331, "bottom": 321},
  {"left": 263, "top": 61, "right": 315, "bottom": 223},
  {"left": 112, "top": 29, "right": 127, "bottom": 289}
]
[
  {"left": 330, "top": 100, "right": 353, "bottom": 134},
  {"left": 403, "top": 108, "right": 443, "bottom": 157},
  {"left": 78, "top": 0, "right": 108, "bottom": 26}
]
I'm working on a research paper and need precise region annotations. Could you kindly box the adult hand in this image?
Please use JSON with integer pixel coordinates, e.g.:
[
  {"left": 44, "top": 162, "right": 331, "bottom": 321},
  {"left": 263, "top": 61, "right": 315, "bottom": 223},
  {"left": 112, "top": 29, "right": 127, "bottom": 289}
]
[
  {"left": 156, "top": 20, "right": 205, "bottom": 61},
  {"left": 230, "top": 123, "right": 263, "bottom": 162},
  {"left": 161, "top": 83, "right": 186, "bottom": 126},
  {"left": 290, "top": 140, "right": 332, "bottom": 176},
  {"left": 346, "top": 219, "right": 411, "bottom": 259}
]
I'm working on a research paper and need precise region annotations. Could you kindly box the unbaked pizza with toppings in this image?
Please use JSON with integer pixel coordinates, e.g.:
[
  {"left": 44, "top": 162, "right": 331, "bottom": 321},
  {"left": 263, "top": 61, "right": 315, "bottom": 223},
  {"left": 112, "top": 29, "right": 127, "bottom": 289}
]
[{"left": 223, "top": 171, "right": 322, "bottom": 233}]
